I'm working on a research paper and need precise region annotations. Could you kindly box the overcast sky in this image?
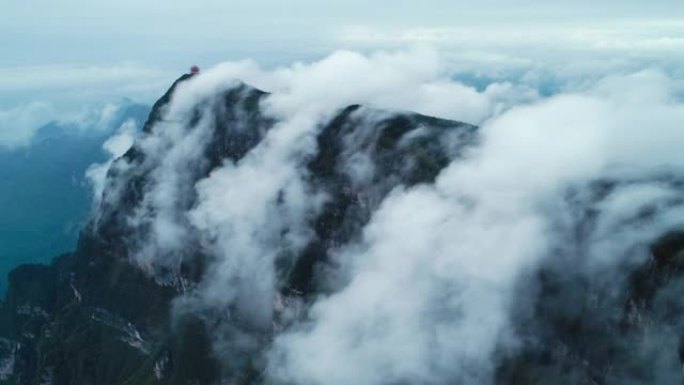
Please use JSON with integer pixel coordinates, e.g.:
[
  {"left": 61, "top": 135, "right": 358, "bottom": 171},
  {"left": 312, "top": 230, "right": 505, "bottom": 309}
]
[
  {"left": 3, "top": 0, "right": 684, "bottom": 66},
  {"left": 2, "top": 0, "right": 684, "bottom": 145}
]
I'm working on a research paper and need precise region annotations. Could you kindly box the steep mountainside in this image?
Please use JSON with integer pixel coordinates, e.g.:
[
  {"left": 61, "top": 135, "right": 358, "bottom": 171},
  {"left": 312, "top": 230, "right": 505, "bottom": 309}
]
[{"left": 0, "top": 72, "right": 683, "bottom": 385}]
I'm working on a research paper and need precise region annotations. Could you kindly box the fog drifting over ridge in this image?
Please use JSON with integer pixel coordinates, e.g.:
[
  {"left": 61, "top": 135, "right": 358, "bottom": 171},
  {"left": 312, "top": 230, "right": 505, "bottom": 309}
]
[
  {"left": 267, "top": 71, "right": 684, "bottom": 384},
  {"left": 85, "top": 49, "right": 684, "bottom": 383}
]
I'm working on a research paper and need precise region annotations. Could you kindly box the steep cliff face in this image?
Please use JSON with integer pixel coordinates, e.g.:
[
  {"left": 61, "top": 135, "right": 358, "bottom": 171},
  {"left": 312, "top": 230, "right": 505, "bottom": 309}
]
[{"left": 1, "top": 72, "right": 683, "bottom": 385}]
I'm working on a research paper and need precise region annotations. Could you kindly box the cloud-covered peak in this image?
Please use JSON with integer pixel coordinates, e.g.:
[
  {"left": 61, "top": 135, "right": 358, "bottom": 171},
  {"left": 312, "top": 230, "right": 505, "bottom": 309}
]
[{"left": 2, "top": 49, "right": 684, "bottom": 384}]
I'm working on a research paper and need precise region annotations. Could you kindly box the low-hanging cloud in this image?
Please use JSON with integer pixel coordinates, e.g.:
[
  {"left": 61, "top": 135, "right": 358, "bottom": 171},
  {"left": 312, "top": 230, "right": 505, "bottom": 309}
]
[
  {"left": 265, "top": 69, "right": 684, "bottom": 384},
  {"left": 93, "top": 49, "right": 684, "bottom": 384},
  {"left": 121, "top": 48, "right": 531, "bottom": 273},
  {"left": 0, "top": 100, "right": 144, "bottom": 150},
  {"left": 86, "top": 119, "right": 137, "bottom": 206}
]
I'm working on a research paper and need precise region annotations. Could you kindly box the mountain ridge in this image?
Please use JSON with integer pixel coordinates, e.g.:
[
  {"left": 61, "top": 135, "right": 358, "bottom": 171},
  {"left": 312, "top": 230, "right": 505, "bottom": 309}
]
[
  {"left": 0, "top": 73, "right": 477, "bottom": 384},
  {"left": 1, "top": 72, "right": 683, "bottom": 385}
]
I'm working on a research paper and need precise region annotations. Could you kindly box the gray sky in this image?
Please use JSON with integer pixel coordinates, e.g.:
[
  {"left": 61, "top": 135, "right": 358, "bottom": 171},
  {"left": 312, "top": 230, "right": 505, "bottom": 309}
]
[
  {"left": 2, "top": 0, "right": 684, "bottom": 145},
  {"left": 3, "top": 0, "right": 684, "bottom": 67},
  {"left": 3, "top": 0, "right": 684, "bottom": 65}
]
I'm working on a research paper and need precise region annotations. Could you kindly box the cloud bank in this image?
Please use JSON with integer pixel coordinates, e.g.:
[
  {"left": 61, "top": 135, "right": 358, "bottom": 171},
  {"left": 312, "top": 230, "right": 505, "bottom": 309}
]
[
  {"left": 91, "top": 49, "right": 684, "bottom": 383},
  {"left": 265, "top": 68, "right": 684, "bottom": 384}
]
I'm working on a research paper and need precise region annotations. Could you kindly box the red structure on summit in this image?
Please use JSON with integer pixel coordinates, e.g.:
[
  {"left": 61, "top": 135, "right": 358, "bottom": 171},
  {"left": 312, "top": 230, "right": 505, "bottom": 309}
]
[{"left": 190, "top": 65, "right": 200, "bottom": 75}]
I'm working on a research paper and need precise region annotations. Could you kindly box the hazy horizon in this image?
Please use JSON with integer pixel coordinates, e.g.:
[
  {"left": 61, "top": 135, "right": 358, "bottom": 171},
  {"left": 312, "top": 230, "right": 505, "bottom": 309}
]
[{"left": 3, "top": 1, "right": 684, "bottom": 149}]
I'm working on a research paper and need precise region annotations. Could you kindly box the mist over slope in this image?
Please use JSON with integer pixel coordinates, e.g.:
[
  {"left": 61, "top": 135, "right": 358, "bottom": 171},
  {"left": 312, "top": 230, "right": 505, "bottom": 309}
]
[{"left": 0, "top": 50, "right": 683, "bottom": 385}]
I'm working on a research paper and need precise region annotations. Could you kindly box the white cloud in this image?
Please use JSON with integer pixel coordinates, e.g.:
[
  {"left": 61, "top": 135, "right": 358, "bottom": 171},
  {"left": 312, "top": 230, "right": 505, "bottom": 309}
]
[
  {"left": 265, "top": 67, "right": 684, "bottom": 384},
  {"left": 333, "top": 22, "right": 684, "bottom": 98},
  {"left": 0, "top": 102, "right": 54, "bottom": 149},
  {"left": 132, "top": 47, "right": 535, "bottom": 274},
  {"left": 87, "top": 49, "right": 684, "bottom": 383},
  {"left": 3, "top": 3, "right": 683, "bottom": 158},
  {"left": 339, "top": 22, "right": 684, "bottom": 55},
  {"left": 86, "top": 119, "right": 137, "bottom": 206},
  {"left": 0, "top": 63, "right": 171, "bottom": 142},
  {"left": 97, "top": 48, "right": 537, "bottom": 372}
]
